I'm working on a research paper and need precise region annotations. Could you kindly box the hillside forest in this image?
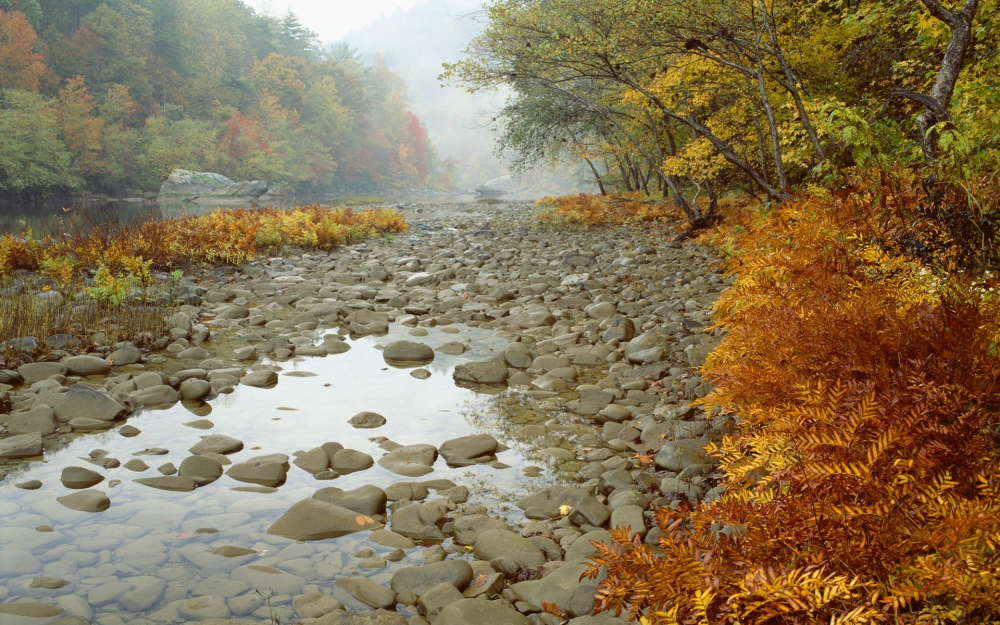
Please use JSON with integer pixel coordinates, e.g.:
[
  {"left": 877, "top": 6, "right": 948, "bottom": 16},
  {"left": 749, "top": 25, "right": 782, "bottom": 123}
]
[{"left": 0, "top": 0, "right": 453, "bottom": 197}]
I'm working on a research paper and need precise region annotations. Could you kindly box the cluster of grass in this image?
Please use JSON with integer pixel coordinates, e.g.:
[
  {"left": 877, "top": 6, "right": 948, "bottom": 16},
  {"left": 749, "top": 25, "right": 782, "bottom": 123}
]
[
  {"left": 0, "top": 203, "right": 407, "bottom": 364},
  {"left": 0, "top": 203, "right": 407, "bottom": 274},
  {"left": 534, "top": 193, "right": 680, "bottom": 227},
  {"left": 584, "top": 170, "right": 1000, "bottom": 622},
  {"left": 0, "top": 273, "right": 172, "bottom": 367}
]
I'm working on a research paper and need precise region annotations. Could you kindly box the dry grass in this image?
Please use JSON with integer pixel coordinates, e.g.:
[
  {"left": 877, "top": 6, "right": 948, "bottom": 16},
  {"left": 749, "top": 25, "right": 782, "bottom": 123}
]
[
  {"left": 534, "top": 193, "right": 681, "bottom": 227},
  {"left": 0, "top": 273, "right": 171, "bottom": 367},
  {"left": 0, "top": 202, "right": 407, "bottom": 363}
]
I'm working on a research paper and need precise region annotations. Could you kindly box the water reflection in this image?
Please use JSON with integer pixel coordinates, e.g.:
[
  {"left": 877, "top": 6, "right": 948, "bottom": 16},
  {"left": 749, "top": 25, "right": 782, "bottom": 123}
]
[{"left": 0, "top": 326, "right": 568, "bottom": 622}]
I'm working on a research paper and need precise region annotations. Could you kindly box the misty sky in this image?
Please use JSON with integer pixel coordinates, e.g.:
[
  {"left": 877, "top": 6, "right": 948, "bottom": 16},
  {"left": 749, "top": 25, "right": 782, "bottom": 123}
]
[{"left": 243, "top": 0, "right": 426, "bottom": 41}]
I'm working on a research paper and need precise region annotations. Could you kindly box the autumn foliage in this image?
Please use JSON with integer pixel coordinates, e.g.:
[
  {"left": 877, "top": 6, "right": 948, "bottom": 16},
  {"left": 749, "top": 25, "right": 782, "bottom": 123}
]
[
  {"left": 584, "top": 172, "right": 1000, "bottom": 623},
  {"left": 535, "top": 193, "right": 679, "bottom": 227},
  {"left": 0, "top": 204, "right": 406, "bottom": 279},
  {"left": 0, "top": 10, "right": 44, "bottom": 90}
]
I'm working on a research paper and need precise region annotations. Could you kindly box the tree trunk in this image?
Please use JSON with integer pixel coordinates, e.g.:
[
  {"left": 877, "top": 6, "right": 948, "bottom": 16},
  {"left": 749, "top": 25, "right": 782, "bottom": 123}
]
[
  {"left": 911, "top": 0, "right": 979, "bottom": 160},
  {"left": 758, "top": 0, "right": 825, "bottom": 160},
  {"left": 584, "top": 157, "right": 607, "bottom": 195}
]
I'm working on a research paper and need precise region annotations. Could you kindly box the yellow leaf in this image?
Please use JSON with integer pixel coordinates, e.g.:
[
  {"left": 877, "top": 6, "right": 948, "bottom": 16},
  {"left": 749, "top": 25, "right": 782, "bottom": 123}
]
[
  {"left": 559, "top": 505, "right": 572, "bottom": 516},
  {"left": 355, "top": 515, "right": 375, "bottom": 526}
]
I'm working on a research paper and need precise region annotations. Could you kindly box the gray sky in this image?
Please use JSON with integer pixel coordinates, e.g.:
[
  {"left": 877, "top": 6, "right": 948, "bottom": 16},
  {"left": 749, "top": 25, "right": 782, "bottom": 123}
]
[{"left": 243, "top": 0, "right": 423, "bottom": 42}]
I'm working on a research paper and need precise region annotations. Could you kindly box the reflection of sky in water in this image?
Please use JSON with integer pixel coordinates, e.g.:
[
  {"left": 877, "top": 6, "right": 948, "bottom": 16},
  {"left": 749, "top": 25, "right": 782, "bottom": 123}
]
[{"left": 0, "top": 325, "right": 566, "bottom": 617}]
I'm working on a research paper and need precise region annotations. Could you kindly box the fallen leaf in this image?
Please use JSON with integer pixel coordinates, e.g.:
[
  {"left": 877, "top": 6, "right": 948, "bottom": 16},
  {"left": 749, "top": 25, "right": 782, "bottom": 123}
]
[
  {"left": 542, "top": 601, "right": 563, "bottom": 616},
  {"left": 404, "top": 459, "right": 411, "bottom": 464},
  {"left": 471, "top": 573, "right": 489, "bottom": 587},
  {"left": 558, "top": 504, "right": 572, "bottom": 516},
  {"left": 355, "top": 515, "right": 375, "bottom": 526}
]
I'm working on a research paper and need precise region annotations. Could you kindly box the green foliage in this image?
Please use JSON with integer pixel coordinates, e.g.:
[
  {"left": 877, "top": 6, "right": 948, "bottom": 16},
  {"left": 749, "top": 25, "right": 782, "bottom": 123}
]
[
  {"left": 0, "top": 89, "right": 81, "bottom": 192},
  {"left": 0, "top": 1, "right": 452, "bottom": 196},
  {"left": 86, "top": 262, "right": 135, "bottom": 305}
]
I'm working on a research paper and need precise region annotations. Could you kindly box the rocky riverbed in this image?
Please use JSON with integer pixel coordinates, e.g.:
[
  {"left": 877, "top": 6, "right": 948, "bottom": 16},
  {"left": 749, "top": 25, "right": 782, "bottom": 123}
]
[{"left": 0, "top": 201, "right": 730, "bottom": 625}]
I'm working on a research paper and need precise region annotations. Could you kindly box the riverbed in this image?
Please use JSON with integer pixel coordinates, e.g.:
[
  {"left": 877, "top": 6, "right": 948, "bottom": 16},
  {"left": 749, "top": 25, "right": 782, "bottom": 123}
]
[{"left": 0, "top": 201, "right": 727, "bottom": 625}]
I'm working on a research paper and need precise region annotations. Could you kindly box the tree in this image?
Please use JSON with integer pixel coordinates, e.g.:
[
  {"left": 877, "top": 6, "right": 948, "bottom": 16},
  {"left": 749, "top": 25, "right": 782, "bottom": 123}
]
[
  {"left": 0, "top": 9, "right": 45, "bottom": 90},
  {"left": 0, "top": 89, "right": 79, "bottom": 192}
]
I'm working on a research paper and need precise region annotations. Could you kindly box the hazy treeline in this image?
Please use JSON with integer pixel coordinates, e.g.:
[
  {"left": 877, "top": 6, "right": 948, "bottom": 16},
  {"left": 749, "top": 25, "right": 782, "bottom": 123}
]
[
  {"left": 0, "top": 0, "right": 452, "bottom": 198},
  {"left": 445, "top": 0, "right": 1000, "bottom": 226}
]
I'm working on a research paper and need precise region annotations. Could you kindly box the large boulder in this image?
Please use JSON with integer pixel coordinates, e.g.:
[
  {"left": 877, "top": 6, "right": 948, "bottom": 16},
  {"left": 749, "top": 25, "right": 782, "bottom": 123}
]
[
  {"left": 474, "top": 175, "right": 527, "bottom": 198},
  {"left": 55, "top": 383, "right": 126, "bottom": 423},
  {"left": 158, "top": 169, "right": 268, "bottom": 203},
  {"left": 267, "top": 498, "right": 371, "bottom": 541},
  {"left": 0, "top": 432, "right": 43, "bottom": 458}
]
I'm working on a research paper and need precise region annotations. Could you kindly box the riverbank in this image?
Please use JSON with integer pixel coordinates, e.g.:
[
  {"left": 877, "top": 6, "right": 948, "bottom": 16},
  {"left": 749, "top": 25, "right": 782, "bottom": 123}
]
[{"left": 0, "top": 200, "right": 725, "bottom": 625}]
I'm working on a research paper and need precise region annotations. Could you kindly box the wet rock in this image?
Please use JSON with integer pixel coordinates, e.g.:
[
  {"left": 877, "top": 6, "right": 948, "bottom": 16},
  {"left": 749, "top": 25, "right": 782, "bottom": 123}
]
[
  {"left": 241, "top": 370, "right": 277, "bottom": 387},
  {"left": 60, "top": 466, "right": 104, "bottom": 489},
  {"left": 503, "top": 343, "right": 533, "bottom": 368},
  {"left": 436, "top": 341, "right": 468, "bottom": 355},
  {"left": 179, "top": 378, "right": 212, "bottom": 401},
  {"left": 439, "top": 434, "right": 499, "bottom": 466},
  {"left": 119, "top": 576, "right": 167, "bottom": 611},
  {"left": 267, "top": 498, "right": 371, "bottom": 540},
  {"left": 118, "top": 424, "right": 141, "bottom": 437},
  {"left": 452, "top": 514, "right": 511, "bottom": 546},
  {"left": 348, "top": 411, "right": 386, "bottom": 429},
  {"left": 177, "top": 346, "right": 210, "bottom": 359},
  {"left": 63, "top": 355, "right": 111, "bottom": 377},
  {"left": 330, "top": 448, "right": 374, "bottom": 473},
  {"left": 226, "top": 461, "right": 287, "bottom": 487},
  {"left": 334, "top": 576, "right": 396, "bottom": 609},
  {"left": 370, "top": 529, "right": 416, "bottom": 549},
  {"left": 405, "top": 272, "right": 434, "bottom": 287},
  {"left": 389, "top": 502, "right": 446, "bottom": 540},
  {"left": 30, "top": 577, "right": 70, "bottom": 589},
  {"left": 108, "top": 346, "right": 141, "bottom": 366},
  {"left": 383, "top": 340, "right": 435, "bottom": 364},
  {"left": 17, "top": 362, "right": 67, "bottom": 383},
  {"left": 129, "top": 384, "right": 180, "bottom": 407},
  {"left": 123, "top": 459, "right": 148, "bottom": 472},
  {"left": 179, "top": 455, "right": 224, "bottom": 483},
  {"left": 294, "top": 447, "right": 331, "bottom": 474},
  {"left": 596, "top": 404, "right": 631, "bottom": 424},
  {"left": 67, "top": 417, "right": 113, "bottom": 431},
  {"left": 313, "top": 484, "right": 387, "bottom": 516},
  {"left": 190, "top": 434, "right": 244, "bottom": 455},
  {"left": 610, "top": 505, "right": 647, "bottom": 537},
  {"left": 0, "top": 603, "right": 64, "bottom": 619},
  {"left": 584, "top": 302, "right": 617, "bottom": 319},
  {"left": 294, "top": 592, "right": 344, "bottom": 618},
  {"left": 56, "top": 489, "right": 110, "bottom": 512},
  {"left": 55, "top": 384, "right": 126, "bottom": 423},
  {"left": 211, "top": 545, "right": 256, "bottom": 557},
  {"left": 453, "top": 359, "right": 508, "bottom": 384},
  {"left": 390, "top": 560, "right": 474, "bottom": 596},
  {"left": 436, "top": 598, "right": 530, "bottom": 625},
  {"left": 134, "top": 476, "right": 198, "bottom": 492},
  {"left": 377, "top": 444, "right": 438, "bottom": 476},
  {"left": 16, "top": 479, "right": 42, "bottom": 489},
  {"left": 410, "top": 368, "right": 431, "bottom": 379},
  {"left": 178, "top": 594, "right": 230, "bottom": 620},
  {"left": 0, "top": 432, "right": 43, "bottom": 458},
  {"left": 418, "top": 582, "right": 464, "bottom": 620},
  {"left": 474, "top": 529, "right": 546, "bottom": 568},
  {"left": 8, "top": 406, "right": 57, "bottom": 435},
  {"left": 654, "top": 437, "right": 712, "bottom": 472}
]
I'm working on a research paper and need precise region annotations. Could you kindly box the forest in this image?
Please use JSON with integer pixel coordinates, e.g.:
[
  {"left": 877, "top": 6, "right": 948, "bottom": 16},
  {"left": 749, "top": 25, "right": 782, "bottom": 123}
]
[{"left": 0, "top": 0, "right": 451, "bottom": 197}]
